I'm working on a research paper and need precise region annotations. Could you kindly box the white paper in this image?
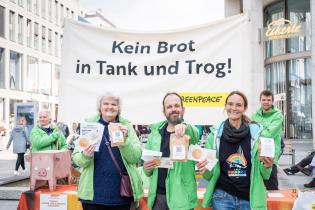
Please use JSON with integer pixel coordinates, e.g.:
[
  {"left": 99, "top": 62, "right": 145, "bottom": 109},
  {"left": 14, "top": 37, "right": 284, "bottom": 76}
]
[
  {"left": 78, "top": 122, "right": 104, "bottom": 152},
  {"left": 141, "top": 149, "right": 162, "bottom": 161},
  {"left": 188, "top": 145, "right": 216, "bottom": 161},
  {"left": 172, "top": 145, "right": 186, "bottom": 160},
  {"left": 157, "top": 158, "right": 174, "bottom": 169},
  {"left": 188, "top": 145, "right": 218, "bottom": 171},
  {"left": 260, "top": 137, "right": 275, "bottom": 158},
  {"left": 205, "top": 159, "right": 218, "bottom": 171},
  {"left": 268, "top": 192, "right": 285, "bottom": 198},
  {"left": 111, "top": 130, "right": 124, "bottom": 143},
  {"left": 40, "top": 194, "right": 67, "bottom": 210}
]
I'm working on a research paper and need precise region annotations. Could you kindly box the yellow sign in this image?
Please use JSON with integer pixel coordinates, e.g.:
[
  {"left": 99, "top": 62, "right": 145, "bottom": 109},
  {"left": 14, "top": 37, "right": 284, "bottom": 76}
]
[
  {"left": 265, "top": 18, "right": 301, "bottom": 40},
  {"left": 179, "top": 92, "right": 228, "bottom": 107}
]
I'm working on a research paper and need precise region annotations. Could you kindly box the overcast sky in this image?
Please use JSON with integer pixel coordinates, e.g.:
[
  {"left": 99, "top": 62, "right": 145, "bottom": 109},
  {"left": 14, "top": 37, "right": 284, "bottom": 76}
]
[{"left": 79, "top": 0, "right": 225, "bottom": 31}]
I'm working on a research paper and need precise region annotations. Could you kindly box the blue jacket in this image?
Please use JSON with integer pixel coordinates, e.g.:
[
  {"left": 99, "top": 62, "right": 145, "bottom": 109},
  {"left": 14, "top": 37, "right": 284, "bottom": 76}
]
[{"left": 7, "top": 125, "right": 30, "bottom": 153}]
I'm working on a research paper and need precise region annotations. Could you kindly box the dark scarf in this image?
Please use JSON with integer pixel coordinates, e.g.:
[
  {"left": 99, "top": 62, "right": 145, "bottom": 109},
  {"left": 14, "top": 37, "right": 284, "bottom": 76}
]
[
  {"left": 40, "top": 127, "right": 54, "bottom": 135},
  {"left": 222, "top": 119, "right": 249, "bottom": 144}
]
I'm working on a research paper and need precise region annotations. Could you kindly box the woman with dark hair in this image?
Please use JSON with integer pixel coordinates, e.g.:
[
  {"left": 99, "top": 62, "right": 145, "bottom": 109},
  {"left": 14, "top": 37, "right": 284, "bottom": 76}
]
[{"left": 197, "top": 91, "right": 277, "bottom": 210}]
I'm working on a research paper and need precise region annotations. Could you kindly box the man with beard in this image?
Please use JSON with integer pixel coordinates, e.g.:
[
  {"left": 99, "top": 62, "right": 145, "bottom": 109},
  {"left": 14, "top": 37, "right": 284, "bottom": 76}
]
[
  {"left": 143, "top": 92, "right": 199, "bottom": 210},
  {"left": 252, "top": 90, "right": 283, "bottom": 190}
]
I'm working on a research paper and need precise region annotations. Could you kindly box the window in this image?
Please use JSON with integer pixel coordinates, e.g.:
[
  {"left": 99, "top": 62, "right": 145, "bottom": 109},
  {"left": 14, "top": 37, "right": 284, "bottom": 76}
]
[
  {"left": 264, "top": 1, "right": 285, "bottom": 58},
  {"left": 42, "top": 0, "right": 46, "bottom": 19},
  {"left": 9, "top": 51, "right": 22, "bottom": 90},
  {"left": 34, "top": 22, "right": 39, "bottom": 50},
  {"left": 18, "top": 15, "right": 23, "bottom": 44},
  {"left": 48, "top": 0, "right": 52, "bottom": 22},
  {"left": 26, "top": 19, "right": 32, "bottom": 47},
  {"left": 54, "top": 1, "right": 58, "bottom": 25},
  {"left": 9, "top": 11, "right": 15, "bottom": 42},
  {"left": 264, "top": 0, "right": 312, "bottom": 140},
  {"left": 33, "top": 0, "right": 39, "bottom": 15},
  {"left": 41, "top": 102, "right": 51, "bottom": 110},
  {"left": 53, "top": 65, "right": 60, "bottom": 96},
  {"left": 60, "top": 4, "right": 64, "bottom": 25},
  {"left": 0, "top": 6, "right": 5, "bottom": 38},
  {"left": 60, "top": 34, "right": 63, "bottom": 46},
  {"left": 41, "top": 26, "right": 46, "bottom": 53},
  {"left": 26, "top": 56, "right": 38, "bottom": 93},
  {"left": 39, "top": 61, "right": 52, "bottom": 95},
  {"left": 288, "top": 58, "right": 312, "bottom": 139},
  {"left": 18, "top": 0, "right": 23, "bottom": 7},
  {"left": 287, "top": 0, "right": 311, "bottom": 53},
  {"left": 27, "top": 0, "right": 32, "bottom": 12},
  {"left": 0, "top": 98, "right": 5, "bottom": 122},
  {"left": 54, "top": 32, "right": 58, "bottom": 57},
  {"left": 0, "top": 48, "right": 4, "bottom": 89},
  {"left": 9, "top": 99, "right": 23, "bottom": 122},
  {"left": 48, "top": 29, "right": 52, "bottom": 55}
]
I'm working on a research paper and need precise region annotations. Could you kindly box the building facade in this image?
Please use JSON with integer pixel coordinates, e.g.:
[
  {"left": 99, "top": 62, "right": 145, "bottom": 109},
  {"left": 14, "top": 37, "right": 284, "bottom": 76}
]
[
  {"left": 225, "top": 0, "right": 314, "bottom": 145},
  {"left": 0, "top": 0, "right": 80, "bottom": 126},
  {"left": 263, "top": 0, "right": 311, "bottom": 140}
]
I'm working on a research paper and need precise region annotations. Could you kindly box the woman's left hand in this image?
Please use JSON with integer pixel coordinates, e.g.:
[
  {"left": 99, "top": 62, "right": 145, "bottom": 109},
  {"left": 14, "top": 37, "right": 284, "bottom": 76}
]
[
  {"left": 119, "top": 125, "right": 128, "bottom": 138},
  {"left": 261, "top": 157, "right": 274, "bottom": 168},
  {"left": 174, "top": 123, "right": 186, "bottom": 137}
]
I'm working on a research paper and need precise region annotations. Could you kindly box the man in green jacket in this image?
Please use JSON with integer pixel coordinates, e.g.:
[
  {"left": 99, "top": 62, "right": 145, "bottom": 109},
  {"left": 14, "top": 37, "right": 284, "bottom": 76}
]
[
  {"left": 143, "top": 92, "right": 199, "bottom": 210},
  {"left": 30, "top": 110, "right": 67, "bottom": 152},
  {"left": 252, "top": 90, "right": 284, "bottom": 190}
]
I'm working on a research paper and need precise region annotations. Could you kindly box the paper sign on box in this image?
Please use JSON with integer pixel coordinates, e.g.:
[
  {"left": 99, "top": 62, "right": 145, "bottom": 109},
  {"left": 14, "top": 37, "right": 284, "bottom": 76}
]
[{"left": 40, "top": 194, "right": 67, "bottom": 210}]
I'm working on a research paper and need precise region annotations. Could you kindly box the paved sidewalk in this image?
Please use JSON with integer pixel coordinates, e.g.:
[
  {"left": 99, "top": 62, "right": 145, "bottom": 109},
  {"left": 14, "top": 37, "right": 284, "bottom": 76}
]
[
  {"left": 0, "top": 136, "right": 29, "bottom": 210},
  {"left": 277, "top": 140, "right": 315, "bottom": 190}
]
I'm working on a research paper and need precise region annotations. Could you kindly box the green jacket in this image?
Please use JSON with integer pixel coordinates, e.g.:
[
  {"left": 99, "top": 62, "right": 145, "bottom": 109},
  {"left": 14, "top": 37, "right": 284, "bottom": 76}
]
[
  {"left": 202, "top": 122, "right": 277, "bottom": 210},
  {"left": 72, "top": 115, "right": 143, "bottom": 202},
  {"left": 144, "top": 121, "right": 199, "bottom": 210},
  {"left": 252, "top": 106, "right": 284, "bottom": 163},
  {"left": 30, "top": 125, "right": 67, "bottom": 152}
]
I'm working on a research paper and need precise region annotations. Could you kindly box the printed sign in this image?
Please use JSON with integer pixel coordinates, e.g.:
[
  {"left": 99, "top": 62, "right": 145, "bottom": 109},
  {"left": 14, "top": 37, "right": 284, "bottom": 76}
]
[{"left": 59, "top": 14, "right": 251, "bottom": 125}]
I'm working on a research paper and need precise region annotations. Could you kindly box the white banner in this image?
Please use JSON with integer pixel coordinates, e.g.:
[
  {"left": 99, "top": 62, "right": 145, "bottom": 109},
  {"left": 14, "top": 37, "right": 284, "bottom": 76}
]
[{"left": 59, "top": 14, "right": 251, "bottom": 125}]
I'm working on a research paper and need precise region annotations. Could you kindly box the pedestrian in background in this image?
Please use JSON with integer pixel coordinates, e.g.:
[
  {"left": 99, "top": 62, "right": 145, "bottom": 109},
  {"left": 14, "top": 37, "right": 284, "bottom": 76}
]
[
  {"left": 6, "top": 116, "right": 30, "bottom": 175},
  {"left": 252, "top": 90, "right": 283, "bottom": 190},
  {"left": 57, "top": 122, "right": 70, "bottom": 139}
]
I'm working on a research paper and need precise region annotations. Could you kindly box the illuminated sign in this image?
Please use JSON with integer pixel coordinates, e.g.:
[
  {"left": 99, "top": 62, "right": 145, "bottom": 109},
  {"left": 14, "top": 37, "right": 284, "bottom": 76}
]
[{"left": 265, "top": 18, "right": 301, "bottom": 40}]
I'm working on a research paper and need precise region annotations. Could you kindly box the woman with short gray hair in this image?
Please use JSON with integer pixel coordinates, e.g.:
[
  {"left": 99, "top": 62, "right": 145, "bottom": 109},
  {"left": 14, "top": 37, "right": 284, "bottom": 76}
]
[{"left": 72, "top": 93, "right": 143, "bottom": 210}]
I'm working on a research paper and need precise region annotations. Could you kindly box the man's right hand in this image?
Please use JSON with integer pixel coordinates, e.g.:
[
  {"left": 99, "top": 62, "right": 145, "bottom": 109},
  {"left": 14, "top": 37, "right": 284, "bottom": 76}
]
[{"left": 143, "top": 160, "right": 157, "bottom": 173}]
